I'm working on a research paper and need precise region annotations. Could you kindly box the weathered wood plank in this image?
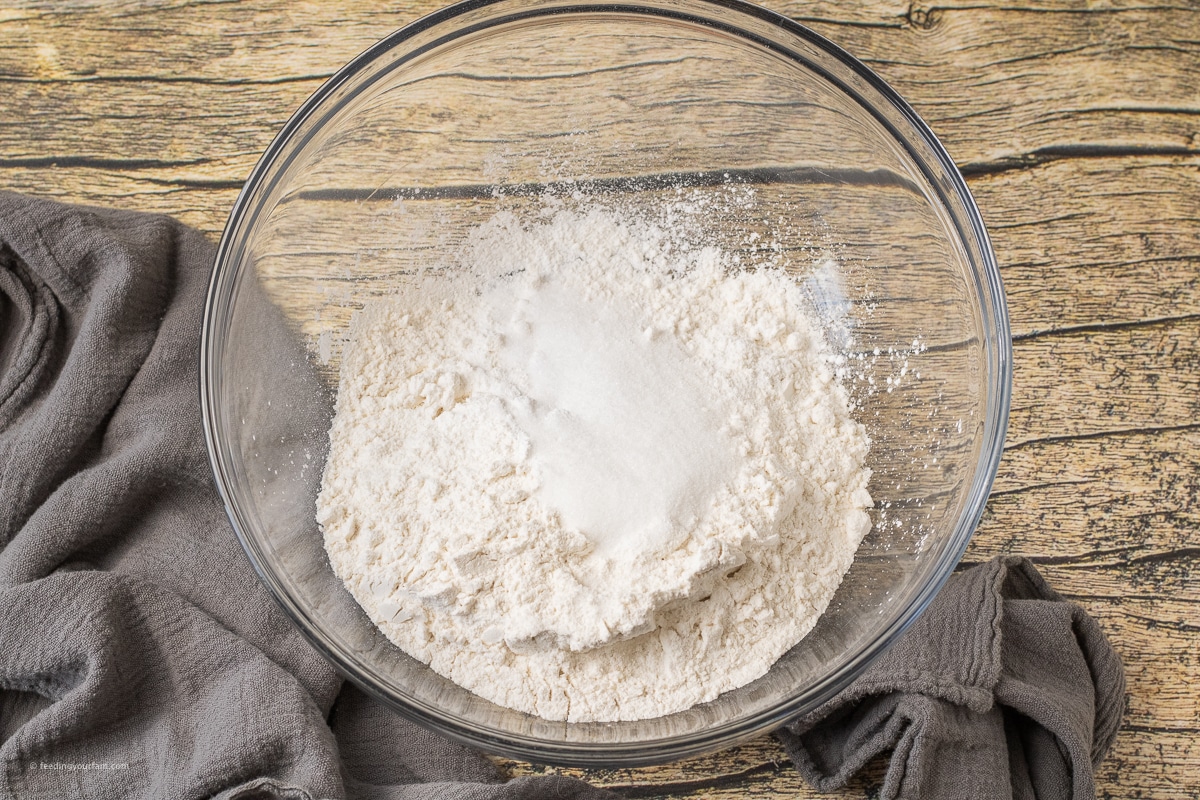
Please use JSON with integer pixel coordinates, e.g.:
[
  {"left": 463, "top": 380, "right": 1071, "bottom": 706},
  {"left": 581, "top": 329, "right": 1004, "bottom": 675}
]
[
  {"left": 970, "top": 156, "right": 1200, "bottom": 335},
  {"left": 0, "top": 166, "right": 243, "bottom": 233},
  {"left": 1085, "top": 599, "right": 1200, "bottom": 731},
  {"left": 1006, "top": 317, "right": 1200, "bottom": 443},
  {"left": 788, "top": 3, "right": 1200, "bottom": 166},
  {"left": 3, "top": 1, "right": 1198, "bottom": 171}
]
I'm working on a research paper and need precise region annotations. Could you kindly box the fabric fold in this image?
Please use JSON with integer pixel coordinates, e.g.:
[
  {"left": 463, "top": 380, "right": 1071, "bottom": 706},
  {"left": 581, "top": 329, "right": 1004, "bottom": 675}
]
[
  {"left": 0, "top": 243, "right": 59, "bottom": 433},
  {"left": 777, "top": 556, "right": 1125, "bottom": 800}
]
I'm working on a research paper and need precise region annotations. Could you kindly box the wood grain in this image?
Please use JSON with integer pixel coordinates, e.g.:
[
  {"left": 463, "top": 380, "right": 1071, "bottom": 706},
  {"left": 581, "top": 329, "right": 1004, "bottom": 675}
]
[{"left": 2, "top": 0, "right": 1198, "bottom": 797}]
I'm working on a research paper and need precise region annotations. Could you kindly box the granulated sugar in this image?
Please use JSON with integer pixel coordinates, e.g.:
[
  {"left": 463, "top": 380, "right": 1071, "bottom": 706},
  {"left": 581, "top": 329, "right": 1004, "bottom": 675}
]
[{"left": 316, "top": 199, "right": 873, "bottom": 722}]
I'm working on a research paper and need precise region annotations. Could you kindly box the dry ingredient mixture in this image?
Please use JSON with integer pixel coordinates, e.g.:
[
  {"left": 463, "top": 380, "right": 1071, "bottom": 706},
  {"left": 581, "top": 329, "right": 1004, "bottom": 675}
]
[{"left": 316, "top": 198, "right": 873, "bottom": 722}]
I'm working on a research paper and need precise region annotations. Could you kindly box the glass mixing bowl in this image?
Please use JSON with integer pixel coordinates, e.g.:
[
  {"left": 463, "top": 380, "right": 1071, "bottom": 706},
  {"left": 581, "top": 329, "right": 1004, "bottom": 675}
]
[{"left": 201, "top": 0, "right": 1010, "bottom": 766}]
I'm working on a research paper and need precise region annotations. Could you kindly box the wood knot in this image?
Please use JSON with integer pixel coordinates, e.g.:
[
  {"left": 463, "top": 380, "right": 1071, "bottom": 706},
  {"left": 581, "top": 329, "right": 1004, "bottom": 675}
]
[{"left": 907, "top": 4, "right": 942, "bottom": 30}]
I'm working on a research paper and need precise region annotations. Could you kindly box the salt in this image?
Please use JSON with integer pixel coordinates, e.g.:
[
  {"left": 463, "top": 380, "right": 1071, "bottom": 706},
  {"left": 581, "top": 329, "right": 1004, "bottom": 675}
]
[{"left": 492, "top": 276, "right": 734, "bottom": 558}]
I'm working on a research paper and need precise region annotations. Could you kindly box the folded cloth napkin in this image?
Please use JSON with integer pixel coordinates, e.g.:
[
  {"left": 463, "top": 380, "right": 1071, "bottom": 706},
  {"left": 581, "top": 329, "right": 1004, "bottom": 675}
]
[
  {"left": 776, "top": 556, "right": 1126, "bottom": 800},
  {"left": 0, "top": 191, "right": 611, "bottom": 800}
]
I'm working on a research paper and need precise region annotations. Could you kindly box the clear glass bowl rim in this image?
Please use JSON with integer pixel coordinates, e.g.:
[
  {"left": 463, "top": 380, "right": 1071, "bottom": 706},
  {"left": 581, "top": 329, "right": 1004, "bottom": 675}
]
[{"left": 200, "top": 0, "right": 1013, "bottom": 767}]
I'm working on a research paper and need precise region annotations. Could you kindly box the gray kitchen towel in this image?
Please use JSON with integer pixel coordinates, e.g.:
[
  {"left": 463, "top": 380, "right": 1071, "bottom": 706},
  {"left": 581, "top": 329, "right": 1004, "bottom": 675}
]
[
  {"left": 0, "top": 191, "right": 612, "bottom": 800},
  {"left": 777, "top": 556, "right": 1126, "bottom": 800}
]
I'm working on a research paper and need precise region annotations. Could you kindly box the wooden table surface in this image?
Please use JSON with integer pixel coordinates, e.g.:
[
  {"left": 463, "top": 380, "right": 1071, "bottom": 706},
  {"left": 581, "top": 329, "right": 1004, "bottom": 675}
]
[{"left": 3, "top": 1, "right": 1197, "bottom": 797}]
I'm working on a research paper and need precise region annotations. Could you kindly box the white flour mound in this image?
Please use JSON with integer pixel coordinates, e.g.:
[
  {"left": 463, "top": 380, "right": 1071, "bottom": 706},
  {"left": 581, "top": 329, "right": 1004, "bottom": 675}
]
[{"left": 316, "top": 204, "right": 872, "bottom": 722}]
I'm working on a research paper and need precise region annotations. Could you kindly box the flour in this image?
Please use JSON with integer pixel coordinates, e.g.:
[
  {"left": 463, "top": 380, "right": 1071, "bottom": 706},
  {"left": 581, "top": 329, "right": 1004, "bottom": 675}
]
[{"left": 316, "top": 199, "right": 873, "bottom": 722}]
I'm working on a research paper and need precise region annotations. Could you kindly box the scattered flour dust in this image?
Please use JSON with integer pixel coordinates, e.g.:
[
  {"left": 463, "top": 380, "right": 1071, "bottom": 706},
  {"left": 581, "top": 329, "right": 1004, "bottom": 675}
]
[{"left": 316, "top": 199, "right": 873, "bottom": 722}]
